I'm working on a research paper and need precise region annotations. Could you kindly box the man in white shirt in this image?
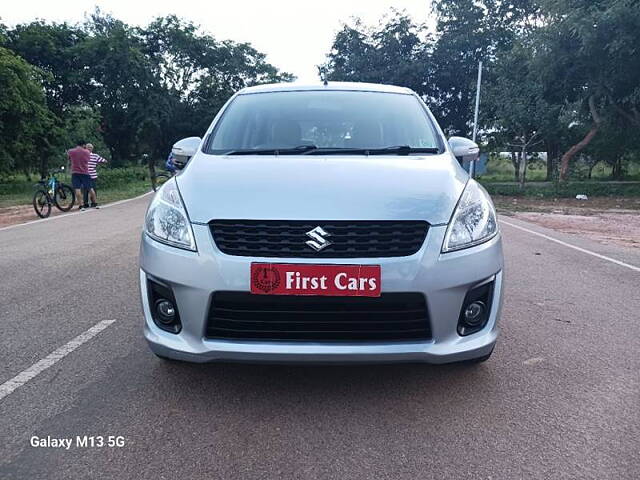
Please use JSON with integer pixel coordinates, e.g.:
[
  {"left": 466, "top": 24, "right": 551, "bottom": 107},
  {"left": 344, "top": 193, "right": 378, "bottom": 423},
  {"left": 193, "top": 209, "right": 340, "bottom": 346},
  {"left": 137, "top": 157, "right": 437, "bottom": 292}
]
[{"left": 85, "top": 143, "right": 108, "bottom": 208}]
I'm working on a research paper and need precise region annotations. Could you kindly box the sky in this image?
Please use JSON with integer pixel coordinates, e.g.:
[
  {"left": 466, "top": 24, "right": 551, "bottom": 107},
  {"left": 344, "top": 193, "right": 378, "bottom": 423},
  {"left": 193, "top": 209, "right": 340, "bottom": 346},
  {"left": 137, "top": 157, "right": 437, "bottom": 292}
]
[{"left": 1, "top": 0, "right": 435, "bottom": 82}]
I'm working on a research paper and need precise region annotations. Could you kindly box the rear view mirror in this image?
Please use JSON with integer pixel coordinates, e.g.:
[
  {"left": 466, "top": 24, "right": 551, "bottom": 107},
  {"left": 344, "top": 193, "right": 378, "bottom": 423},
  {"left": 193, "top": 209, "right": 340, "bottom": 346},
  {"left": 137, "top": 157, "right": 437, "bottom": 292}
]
[
  {"left": 172, "top": 137, "right": 202, "bottom": 169},
  {"left": 448, "top": 136, "right": 479, "bottom": 164}
]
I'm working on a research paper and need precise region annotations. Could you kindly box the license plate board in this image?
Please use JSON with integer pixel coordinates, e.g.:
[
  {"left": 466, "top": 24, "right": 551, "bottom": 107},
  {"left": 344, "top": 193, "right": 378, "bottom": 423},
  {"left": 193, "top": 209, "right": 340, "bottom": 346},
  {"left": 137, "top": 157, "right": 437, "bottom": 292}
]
[{"left": 250, "top": 263, "right": 381, "bottom": 297}]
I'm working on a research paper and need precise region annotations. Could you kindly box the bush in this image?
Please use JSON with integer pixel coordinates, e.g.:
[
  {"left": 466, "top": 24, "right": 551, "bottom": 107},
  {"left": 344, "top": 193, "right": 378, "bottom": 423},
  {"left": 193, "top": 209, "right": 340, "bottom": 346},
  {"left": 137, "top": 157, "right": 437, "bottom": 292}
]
[
  {"left": 0, "top": 165, "right": 151, "bottom": 196},
  {"left": 95, "top": 166, "right": 150, "bottom": 189}
]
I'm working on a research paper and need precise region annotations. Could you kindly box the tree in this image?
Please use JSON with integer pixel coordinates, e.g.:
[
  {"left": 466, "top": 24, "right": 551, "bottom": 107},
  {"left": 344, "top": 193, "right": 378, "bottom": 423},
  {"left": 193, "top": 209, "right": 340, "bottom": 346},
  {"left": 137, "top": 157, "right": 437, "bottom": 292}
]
[
  {"left": 0, "top": 47, "right": 57, "bottom": 176},
  {"left": 75, "top": 12, "right": 157, "bottom": 165},
  {"left": 138, "top": 15, "right": 293, "bottom": 157},
  {"left": 587, "top": 112, "right": 640, "bottom": 180},
  {"left": 323, "top": 12, "right": 430, "bottom": 95},
  {"left": 61, "top": 106, "right": 109, "bottom": 157},
  {"left": 538, "top": 0, "right": 640, "bottom": 180},
  {"left": 3, "top": 12, "right": 293, "bottom": 169},
  {"left": 484, "top": 44, "right": 551, "bottom": 187},
  {"left": 429, "top": 0, "right": 542, "bottom": 135},
  {"left": 5, "top": 21, "right": 88, "bottom": 115}
]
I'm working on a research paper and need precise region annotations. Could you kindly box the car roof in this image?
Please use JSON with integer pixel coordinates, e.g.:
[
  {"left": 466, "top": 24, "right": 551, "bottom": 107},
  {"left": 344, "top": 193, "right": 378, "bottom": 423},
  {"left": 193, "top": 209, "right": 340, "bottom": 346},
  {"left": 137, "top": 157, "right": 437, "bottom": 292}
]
[{"left": 238, "top": 81, "right": 414, "bottom": 95}]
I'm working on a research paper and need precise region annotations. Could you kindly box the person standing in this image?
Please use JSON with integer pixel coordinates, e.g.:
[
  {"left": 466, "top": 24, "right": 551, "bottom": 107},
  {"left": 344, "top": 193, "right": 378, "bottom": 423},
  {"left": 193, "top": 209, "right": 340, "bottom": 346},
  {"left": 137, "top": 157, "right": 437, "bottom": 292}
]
[
  {"left": 166, "top": 151, "right": 177, "bottom": 174},
  {"left": 85, "top": 143, "right": 108, "bottom": 208},
  {"left": 67, "top": 140, "right": 91, "bottom": 210}
]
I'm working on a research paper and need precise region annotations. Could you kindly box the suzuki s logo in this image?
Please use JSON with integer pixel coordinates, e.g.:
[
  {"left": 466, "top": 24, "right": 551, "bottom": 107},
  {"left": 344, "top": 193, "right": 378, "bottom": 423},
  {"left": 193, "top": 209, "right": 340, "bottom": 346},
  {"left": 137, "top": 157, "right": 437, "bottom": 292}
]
[{"left": 305, "top": 226, "right": 332, "bottom": 252}]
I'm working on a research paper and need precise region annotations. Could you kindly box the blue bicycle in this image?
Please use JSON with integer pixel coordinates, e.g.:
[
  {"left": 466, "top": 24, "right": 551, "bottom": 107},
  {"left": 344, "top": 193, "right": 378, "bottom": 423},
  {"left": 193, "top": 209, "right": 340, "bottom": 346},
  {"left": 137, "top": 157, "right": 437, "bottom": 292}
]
[{"left": 32, "top": 167, "right": 75, "bottom": 218}]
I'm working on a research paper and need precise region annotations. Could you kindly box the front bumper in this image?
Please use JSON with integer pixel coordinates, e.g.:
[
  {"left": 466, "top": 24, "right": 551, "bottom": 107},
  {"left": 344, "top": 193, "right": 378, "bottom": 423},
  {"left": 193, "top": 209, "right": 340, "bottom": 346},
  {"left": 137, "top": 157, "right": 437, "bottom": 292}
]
[{"left": 139, "top": 224, "right": 503, "bottom": 364}]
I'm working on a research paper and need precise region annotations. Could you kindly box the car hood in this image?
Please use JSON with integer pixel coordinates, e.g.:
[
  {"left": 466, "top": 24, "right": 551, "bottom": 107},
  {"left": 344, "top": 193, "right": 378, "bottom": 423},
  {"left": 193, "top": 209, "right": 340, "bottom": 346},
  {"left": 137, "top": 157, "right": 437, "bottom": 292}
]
[{"left": 177, "top": 153, "right": 468, "bottom": 225}]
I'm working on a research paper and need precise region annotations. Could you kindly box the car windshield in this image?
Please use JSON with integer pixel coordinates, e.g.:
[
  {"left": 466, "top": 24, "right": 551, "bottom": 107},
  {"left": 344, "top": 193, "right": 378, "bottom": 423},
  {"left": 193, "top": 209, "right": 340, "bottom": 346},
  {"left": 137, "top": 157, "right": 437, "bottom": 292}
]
[{"left": 204, "top": 90, "right": 441, "bottom": 154}]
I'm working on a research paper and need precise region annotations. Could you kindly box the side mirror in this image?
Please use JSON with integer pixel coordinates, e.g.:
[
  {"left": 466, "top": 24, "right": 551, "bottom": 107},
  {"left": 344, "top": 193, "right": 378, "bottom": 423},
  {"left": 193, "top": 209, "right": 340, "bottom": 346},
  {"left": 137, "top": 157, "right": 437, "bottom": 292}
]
[
  {"left": 172, "top": 137, "right": 202, "bottom": 170},
  {"left": 448, "top": 136, "right": 480, "bottom": 164}
]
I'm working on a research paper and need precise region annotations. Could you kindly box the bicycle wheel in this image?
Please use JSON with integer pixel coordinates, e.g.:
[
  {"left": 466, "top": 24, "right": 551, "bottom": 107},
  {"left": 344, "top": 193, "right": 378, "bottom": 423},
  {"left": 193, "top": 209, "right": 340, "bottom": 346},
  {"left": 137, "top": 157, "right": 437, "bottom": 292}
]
[
  {"left": 153, "top": 173, "right": 170, "bottom": 192},
  {"left": 54, "top": 183, "right": 75, "bottom": 211},
  {"left": 33, "top": 190, "right": 51, "bottom": 218}
]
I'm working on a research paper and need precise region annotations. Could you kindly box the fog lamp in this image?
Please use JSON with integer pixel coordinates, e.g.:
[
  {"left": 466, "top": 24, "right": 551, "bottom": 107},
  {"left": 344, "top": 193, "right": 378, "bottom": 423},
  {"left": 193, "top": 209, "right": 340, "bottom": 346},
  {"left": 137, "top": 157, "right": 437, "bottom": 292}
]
[
  {"left": 464, "top": 301, "right": 486, "bottom": 326},
  {"left": 155, "top": 299, "right": 176, "bottom": 324}
]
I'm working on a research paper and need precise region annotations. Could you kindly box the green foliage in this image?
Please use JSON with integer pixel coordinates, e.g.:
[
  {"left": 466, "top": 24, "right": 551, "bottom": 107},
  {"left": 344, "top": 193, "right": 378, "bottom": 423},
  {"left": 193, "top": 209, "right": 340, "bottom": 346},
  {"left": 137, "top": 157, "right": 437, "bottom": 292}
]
[
  {"left": 428, "top": 0, "right": 542, "bottom": 136},
  {"left": 3, "top": 4, "right": 640, "bottom": 188},
  {"left": 135, "top": 14, "right": 293, "bottom": 159},
  {"left": 1, "top": 11, "right": 293, "bottom": 174},
  {"left": 61, "top": 106, "right": 109, "bottom": 157},
  {"left": 322, "top": 1, "right": 640, "bottom": 182},
  {"left": 323, "top": 13, "right": 430, "bottom": 95},
  {"left": 0, "top": 166, "right": 151, "bottom": 208},
  {"left": 0, "top": 47, "right": 56, "bottom": 175},
  {"left": 78, "top": 13, "right": 157, "bottom": 164},
  {"left": 95, "top": 166, "right": 150, "bottom": 188},
  {"left": 5, "top": 21, "right": 89, "bottom": 114},
  {"left": 481, "top": 154, "right": 548, "bottom": 182}
]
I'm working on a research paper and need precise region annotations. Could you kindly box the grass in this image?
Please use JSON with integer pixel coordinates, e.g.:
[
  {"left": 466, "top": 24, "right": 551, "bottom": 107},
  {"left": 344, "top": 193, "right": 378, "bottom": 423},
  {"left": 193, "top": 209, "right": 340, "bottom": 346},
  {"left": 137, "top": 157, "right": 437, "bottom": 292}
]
[
  {"left": 477, "top": 154, "right": 640, "bottom": 198},
  {"left": 91, "top": 181, "right": 152, "bottom": 204},
  {"left": 0, "top": 166, "right": 154, "bottom": 209},
  {"left": 479, "top": 154, "right": 640, "bottom": 183},
  {"left": 480, "top": 155, "right": 548, "bottom": 182},
  {"left": 0, "top": 180, "right": 151, "bottom": 209}
]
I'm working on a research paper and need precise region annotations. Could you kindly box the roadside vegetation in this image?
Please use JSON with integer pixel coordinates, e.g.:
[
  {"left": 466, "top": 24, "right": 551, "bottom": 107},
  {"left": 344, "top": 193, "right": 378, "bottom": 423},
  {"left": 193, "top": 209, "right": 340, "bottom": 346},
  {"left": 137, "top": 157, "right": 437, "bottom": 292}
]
[
  {"left": 478, "top": 155, "right": 640, "bottom": 198},
  {"left": 0, "top": 166, "right": 151, "bottom": 208},
  {"left": 0, "top": 11, "right": 292, "bottom": 209},
  {"left": 322, "top": 0, "right": 640, "bottom": 190}
]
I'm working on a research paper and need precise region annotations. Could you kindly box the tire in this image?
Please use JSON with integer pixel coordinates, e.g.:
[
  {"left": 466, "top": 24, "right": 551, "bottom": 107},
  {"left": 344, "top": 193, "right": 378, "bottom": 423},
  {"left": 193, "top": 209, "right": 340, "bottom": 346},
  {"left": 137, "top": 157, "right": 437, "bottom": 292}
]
[
  {"left": 153, "top": 173, "right": 170, "bottom": 192},
  {"left": 33, "top": 190, "right": 51, "bottom": 218},
  {"left": 54, "top": 183, "right": 75, "bottom": 211}
]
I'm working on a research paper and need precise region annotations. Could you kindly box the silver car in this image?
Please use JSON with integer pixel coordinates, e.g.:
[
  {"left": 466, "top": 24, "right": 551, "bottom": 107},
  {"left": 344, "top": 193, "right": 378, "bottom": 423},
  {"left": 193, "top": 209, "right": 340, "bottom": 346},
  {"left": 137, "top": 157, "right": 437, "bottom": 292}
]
[{"left": 140, "top": 82, "right": 503, "bottom": 364}]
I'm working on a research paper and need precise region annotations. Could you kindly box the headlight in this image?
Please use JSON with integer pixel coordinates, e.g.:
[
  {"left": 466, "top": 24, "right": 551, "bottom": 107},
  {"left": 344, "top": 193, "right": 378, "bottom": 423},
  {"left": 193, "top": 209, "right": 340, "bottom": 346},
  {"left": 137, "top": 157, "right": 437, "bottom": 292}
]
[
  {"left": 442, "top": 180, "right": 498, "bottom": 252},
  {"left": 144, "top": 178, "right": 197, "bottom": 251}
]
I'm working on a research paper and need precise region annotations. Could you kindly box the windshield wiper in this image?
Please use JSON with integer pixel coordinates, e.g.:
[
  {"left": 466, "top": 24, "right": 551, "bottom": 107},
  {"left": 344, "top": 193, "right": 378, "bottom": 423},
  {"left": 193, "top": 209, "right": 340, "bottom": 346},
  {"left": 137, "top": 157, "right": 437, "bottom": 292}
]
[
  {"left": 223, "top": 145, "right": 318, "bottom": 155},
  {"left": 303, "top": 145, "right": 440, "bottom": 155},
  {"left": 373, "top": 145, "right": 440, "bottom": 155},
  {"left": 223, "top": 144, "right": 440, "bottom": 156}
]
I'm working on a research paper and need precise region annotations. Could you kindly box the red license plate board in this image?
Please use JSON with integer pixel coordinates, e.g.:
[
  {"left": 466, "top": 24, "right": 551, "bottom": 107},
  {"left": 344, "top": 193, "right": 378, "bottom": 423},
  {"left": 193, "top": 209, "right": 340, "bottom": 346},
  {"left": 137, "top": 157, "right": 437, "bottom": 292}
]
[{"left": 250, "top": 263, "right": 381, "bottom": 297}]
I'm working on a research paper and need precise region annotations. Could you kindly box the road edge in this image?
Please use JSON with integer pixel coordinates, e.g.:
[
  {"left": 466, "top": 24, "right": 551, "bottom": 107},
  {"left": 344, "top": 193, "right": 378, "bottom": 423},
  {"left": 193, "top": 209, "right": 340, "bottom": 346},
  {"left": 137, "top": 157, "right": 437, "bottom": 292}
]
[{"left": 0, "top": 191, "right": 153, "bottom": 233}]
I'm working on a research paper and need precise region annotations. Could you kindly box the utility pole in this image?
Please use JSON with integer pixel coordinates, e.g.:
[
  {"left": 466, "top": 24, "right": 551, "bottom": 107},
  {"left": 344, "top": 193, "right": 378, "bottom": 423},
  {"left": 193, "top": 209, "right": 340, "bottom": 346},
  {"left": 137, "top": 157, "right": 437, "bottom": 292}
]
[{"left": 470, "top": 60, "right": 483, "bottom": 178}]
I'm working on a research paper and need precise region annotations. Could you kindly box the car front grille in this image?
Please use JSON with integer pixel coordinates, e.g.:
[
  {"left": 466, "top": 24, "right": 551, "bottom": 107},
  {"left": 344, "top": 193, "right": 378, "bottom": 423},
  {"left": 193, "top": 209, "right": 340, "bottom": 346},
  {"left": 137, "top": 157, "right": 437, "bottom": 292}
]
[
  {"left": 205, "top": 292, "right": 431, "bottom": 342},
  {"left": 209, "top": 220, "right": 429, "bottom": 258}
]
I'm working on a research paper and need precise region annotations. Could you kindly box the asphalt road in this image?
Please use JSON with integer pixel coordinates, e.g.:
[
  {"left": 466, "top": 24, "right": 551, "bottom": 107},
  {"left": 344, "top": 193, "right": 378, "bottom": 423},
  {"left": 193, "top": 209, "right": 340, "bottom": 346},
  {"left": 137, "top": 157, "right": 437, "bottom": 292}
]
[{"left": 0, "top": 194, "right": 638, "bottom": 480}]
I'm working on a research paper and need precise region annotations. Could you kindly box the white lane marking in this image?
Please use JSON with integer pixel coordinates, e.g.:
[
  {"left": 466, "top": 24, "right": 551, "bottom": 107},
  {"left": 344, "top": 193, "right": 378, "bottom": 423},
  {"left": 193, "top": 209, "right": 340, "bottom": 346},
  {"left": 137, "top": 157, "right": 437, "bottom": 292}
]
[
  {"left": 500, "top": 219, "right": 640, "bottom": 273},
  {"left": 0, "top": 320, "right": 116, "bottom": 401},
  {"left": 0, "top": 191, "right": 153, "bottom": 232},
  {"left": 100, "top": 191, "right": 154, "bottom": 209}
]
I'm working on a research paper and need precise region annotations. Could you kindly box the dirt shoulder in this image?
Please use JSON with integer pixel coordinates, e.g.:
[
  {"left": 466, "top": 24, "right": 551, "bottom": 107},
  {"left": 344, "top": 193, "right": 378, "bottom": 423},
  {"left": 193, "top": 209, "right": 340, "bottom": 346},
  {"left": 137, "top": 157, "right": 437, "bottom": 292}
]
[
  {"left": 0, "top": 204, "right": 71, "bottom": 228},
  {"left": 494, "top": 196, "right": 640, "bottom": 249},
  {"left": 0, "top": 183, "right": 151, "bottom": 229}
]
